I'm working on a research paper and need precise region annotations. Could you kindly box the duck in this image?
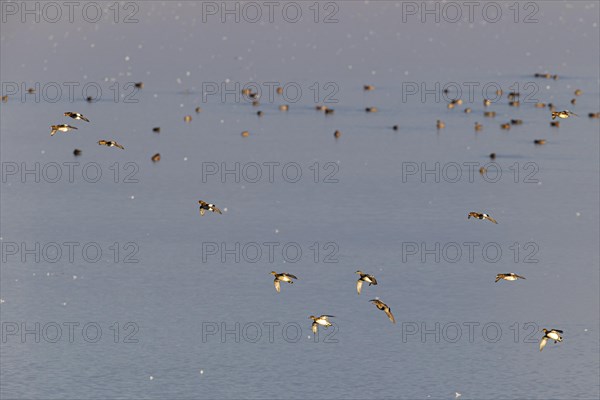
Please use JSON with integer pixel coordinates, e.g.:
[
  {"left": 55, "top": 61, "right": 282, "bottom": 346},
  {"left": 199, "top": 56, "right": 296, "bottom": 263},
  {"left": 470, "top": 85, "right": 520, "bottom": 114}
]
[
  {"left": 500, "top": 123, "right": 511, "bottom": 130},
  {"left": 198, "top": 200, "right": 222, "bottom": 216},
  {"left": 257, "top": 111, "right": 264, "bottom": 117},
  {"left": 316, "top": 105, "right": 328, "bottom": 111},
  {"left": 369, "top": 299, "right": 396, "bottom": 323},
  {"left": 483, "top": 99, "right": 491, "bottom": 107},
  {"left": 365, "top": 107, "right": 378, "bottom": 113},
  {"left": 363, "top": 85, "right": 375, "bottom": 91},
  {"left": 574, "top": 89, "right": 582, "bottom": 96},
  {"left": 489, "top": 153, "right": 496, "bottom": 160},
  {"left": 134, "top": 82, "right": 144, "bottom": 89},
  {"left": 151, "top": 153, "right": 161, "bottom": 162},
  {"left": 552, "top": 110, "right": 578, "bottom": 120},
  {"left": 479, "top": 166, "right": 487, "bottom": 175},
  {"left": 570, "top": 98, "right": 577, "bottom": 105},
  {"left": 534, "top": 139, "right": 546, "bottom": 145},
  {"left": 153, "top": 127, "right": 161, "bottom": 133},
  {"left": 510, "top": 119, "right": 523, "bottom": 125},
  {"left": 309, "top": 315, "right": 334, "bottom": 334},
  {"left": 550, "top": 121, "right": 560, "bottom": 127},
  {"left": 534, "top": 102, "right": 546, "bottom": 108},
  {"left": 270, "top": 271, "right": 298, "bottom": 293},
  {"left": 484, "top": 111, "right": 496, "bottom": 118},
  {"left": 436, "top": 120, "right": 445, "bottom": 129},
  {"left": 50, "top": 124, "right": 77, "bottom": 136},
  {"left": 392, "top": 125, "right": 399, "bottom": 131},
  {"left": 2, "top": 95, "right": 8, "bottom": 102},
  {"left": 495, "top": 273, "right": 526, "bottom": 282},
  {"left": 279, "top": 105, "right": 289, "bottom": 111},
  {"left": 539, "top": 328, "right": 563, "bottom": 351},
  {"left": 468, "top": 212, "right": 498, "bottom": 224},
  {"left": 98, "top": 140, "right": 124, "bottom": 149},
  {"left": 73, "top": 149, "right": 82, "bottom": 156},
  {"left": 474, "top": 122, "right": 483, "bottom": 131},
  {"left": 324, "top": 108, "right": 335, "bottom": 115},
  {"left": 464, "top": 107, "right": 472, "bottom": 114},
  {"left": 195, "top": 107, "right": 202, "bottom": 113},
  {"left": 589, "top": 112, "right": 600, "bottom": 119},
  {"left": 356, "top": 270, "right": 378, "bottom": 295},
  {"left": 64, "top": 112, "right": 90, "bottom": 122},
  {"left": 184, "top": 115, "right": 192, "bottom": 122},
  {"left": 334, "top": 130, "right": 341, "bottom": 138},
  {"left": 276, "top": 87, "right": 284, "bottom": 95}
]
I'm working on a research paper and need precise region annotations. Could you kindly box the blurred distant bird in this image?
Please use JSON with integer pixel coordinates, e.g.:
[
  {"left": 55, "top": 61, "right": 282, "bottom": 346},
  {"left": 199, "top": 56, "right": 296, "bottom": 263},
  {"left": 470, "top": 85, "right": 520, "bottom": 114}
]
[
  {"left": 50, "top": 124, "right": 77, "bottom": 136},
  {"left": 495, "top": 273, "right": 526, "bottom": 283},
  {"left": 552, "top": 110, "right": 577, "bottom": 119},
  {"left": 270, "top": 271, "right": 298, "bottom": 293},
  {"left": 369, "top": 299, "right": 396, "bottom": 323},
  {"left": 64, "top": 112, "right": 90, "bottom": 122},
  {"left": 309, "top": 315, "right": 334, "bottom": 334},
  {"left": 198, "top": 200, "right": 222, "bottom": 216},
  {"left": 539, "top": 328, "right": 563, "bottom": 351},
  {"left": 98, "top": 140, "right": 124, "bottom": 149},
  {"left": 356, "top": 270, "right": 378, "bottom": 295},
  {"left": 151, "top": 153, "right": 161, "bottom": 162},
  {"left": 468, "top": 212, "right": 497, "bottom": 224}
]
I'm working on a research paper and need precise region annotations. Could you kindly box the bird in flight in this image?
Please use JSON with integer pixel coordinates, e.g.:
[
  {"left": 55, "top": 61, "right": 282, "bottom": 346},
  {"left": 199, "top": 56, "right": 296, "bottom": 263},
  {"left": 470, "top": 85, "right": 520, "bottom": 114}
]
[
  {"left": 468, "top": 212, "right": 498, "bottom": 224},
  {"left": 270, "top": 271, "right": 298, "bottom": 293},
  {"left": 309, "top": 315, "right": 334, "bottom": 334},
  {"left": 539, "top": 328, "right": 563, "bottom": 351},
  {"left": 495, "top": 273, "right": 526, "bottom": 283},
  {"left": 98, "top": 140, "right": 124, "bottom": 149},
  {"left": 369, "top": 299, "right": 396, "bottom": 323},
  {"left": 198, "top": 200, "right": 222, "bottom": 216},
  {"left": 551, "top": 110, "right": 577, "bottom": 120},
  {"left": 64, "top": 112, "right": 90, "bottom": 122},
  {"left": 356, "top": 270, "right": 378, "bottom": 295},
  {"left": 50, "top": 124, "right": 77, "bottom": 136}
]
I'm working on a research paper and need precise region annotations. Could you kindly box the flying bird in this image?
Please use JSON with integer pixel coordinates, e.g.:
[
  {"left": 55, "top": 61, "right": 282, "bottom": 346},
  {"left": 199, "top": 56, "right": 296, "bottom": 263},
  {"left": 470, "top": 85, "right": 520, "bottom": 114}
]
[
  {"left": 539, "top": 328, "right": 563, "bottom": 351},
  {"left": 369, "top": 299, "right": 395, "bottom": 323},
  {"left": 468, "top": 212, "right": 498, "bottom": 224},
  {"left": 198, "top": 200, "right": 222, "bottom": 216},
  {"left": 309, "top": 315, "right": 335, "bottom": 334},
  {"left": 495, "top": 273, "right": 526, "bottom": 283},
  {"left": 552, "top": 110, "right": 577, "bottom": 120},
  {"left": 356, "top": 270, "right": 378, "bottom": 295},
  {"left": 64, "top": 112, "right": 90, "bottom": 122},
  {"left": 270, "top": 271, "right": 298, "bottom": 293},
  {"left": 50, "top": 124, "right": 77, "bottom": 136},
  {"left": 98, "top": 140, "right": 124, "bottom": 149}
]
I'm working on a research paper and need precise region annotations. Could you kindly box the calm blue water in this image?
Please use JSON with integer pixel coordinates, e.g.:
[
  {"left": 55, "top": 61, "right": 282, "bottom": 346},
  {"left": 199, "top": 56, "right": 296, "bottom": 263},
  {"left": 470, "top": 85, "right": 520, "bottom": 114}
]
[{"left": 1, "top": 1, "right": 599, "bottom": 399}]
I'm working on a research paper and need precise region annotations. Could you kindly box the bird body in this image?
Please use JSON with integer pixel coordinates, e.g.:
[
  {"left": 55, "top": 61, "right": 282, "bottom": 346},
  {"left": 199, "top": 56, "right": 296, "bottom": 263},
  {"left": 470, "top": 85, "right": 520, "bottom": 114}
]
[
  {"left": 552, "top": 110, "right": 577, "bottom": 120},
  {"left": 98, "top": 140, "right": 124, "bottom": 149},
  {"left": 539, "top": 329, "right": 563, "bottom": 351},
  {"left": 270, "top": 271, "right": 297, "bottom": 293},
  {"left": 356, "top": 270, "right": 378, "bottom": 295},
  {"left": 495, "top": 273, "right": 526, "bottom": 282},
  {"left": 369, "top": 299, "right": 395, "bottom": 323},
  {"left": 64, "top": 112, "right": 90, "bottom": 122},
  {"left": 50, "top": 124, "right": 77, "bottom": 136}
]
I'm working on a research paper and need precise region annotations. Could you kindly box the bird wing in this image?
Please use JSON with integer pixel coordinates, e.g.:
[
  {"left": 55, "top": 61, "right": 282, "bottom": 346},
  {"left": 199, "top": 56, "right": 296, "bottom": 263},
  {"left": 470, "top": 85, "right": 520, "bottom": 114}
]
[
  {"left": 356, "top": 280, "right": 363, "bottom": 295},
  {"left": 571, "top": 112, "right": 578, "bottom": 117},
  {"left": 539, "top": 337, "right": 548, "bottom": 351},
  {"left": 50, "top": 128, "right": 57, "bottom": 136},
  {"left": 517, "top": 274, "right": 526, "bottom": 280},
  {"left": 320, "top": 315, "right": 335, "bottom": 319},
  {"left": 81, "top": 115, "right": 90, "bottom": 122},
  {"left": 552, "top": 329, "right": 563, "bottom": 333},
  {"left": 212, "top": 206, "right": 222, "bottom": 214},
  {"left": 385, "top": 308, "right": 396, "bottom": 324},
  {"left": 115, "top": 143, "right": 124, "bottom": 149},
  {"left": 369, "top": 276, "right": 378, "bottom": 285},
  {"left": 274, "top": 279, "right": 280, "bottom": 293},
  {"left": 495, "top": 275, "right": 503, "bottom": 283},
  {"left": 486, "top": 216, "right": 498, "bottom": 224},
  {"left": 312, "top": 322, "right": 318, "bottom": 334},
  {"left": 199, "top": 208, "right": 205, "bottom": 216},
  {"left": 285, "top": 274, "right": 298, "bottom": 280}
]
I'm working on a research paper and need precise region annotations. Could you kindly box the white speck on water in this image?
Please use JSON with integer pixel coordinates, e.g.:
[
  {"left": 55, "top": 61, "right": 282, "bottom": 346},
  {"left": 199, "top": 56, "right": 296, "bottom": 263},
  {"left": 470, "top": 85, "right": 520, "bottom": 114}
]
[
  {"left": 125, "top": 56, "right": 130, "bottom": 61},
  {"left": 538, "top": 182, "right": 542, "bottom": 185},
  {"left": 149, "top": 376, "right": 154, "bottom": 380},
  {"left": 130, "top": 196, "right": 135, "bottom": 200},
  {"left": 41, "top": 150, "right": 45, "bottom": 154},
  {"left": 186, "top": 71, "right": 191, "bottom": 76},
  {"left": 576, "top": 212, "right": 581, "bottom": 217},
  {"left": 73, "top": 275, "right": 77, "bottom": 280},
  {"left": 90, "top": 43, "right": 95, "bottom": 48},
  {"left": 62, "top": 302, "right": 67, "bottom": 306},
  {"left": 200, "top": 370, "right": 204, "bottom": 375},
  {"left": 223, "top": 208, "right": 228, "bottom": 212},
  {"left": 0, "top": 299, "right": 4, "bottom": 304},
  {"left": 220, "top": 120, "right": 224, "bottom": 123},
  {"left": 184, "top": 157, "right": 188, "bottom": 161},
  {"left": 177, "top": 78, "right": 182, "bottom": 84},
  {"left": 275, "top": 229, "right": 279, "bottom": 234},
  {"left": 546, "top": 85, "right": 551, "bottom": 90},
  {"left": 47, "top": 272, "right": 50, "bottom": 276}
]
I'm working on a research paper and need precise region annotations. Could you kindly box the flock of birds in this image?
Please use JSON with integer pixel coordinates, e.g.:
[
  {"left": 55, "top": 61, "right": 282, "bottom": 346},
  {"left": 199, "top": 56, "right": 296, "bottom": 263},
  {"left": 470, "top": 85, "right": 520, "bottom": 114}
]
[{"left": 25, "top": 71, "right": 596, "bottom": 351}]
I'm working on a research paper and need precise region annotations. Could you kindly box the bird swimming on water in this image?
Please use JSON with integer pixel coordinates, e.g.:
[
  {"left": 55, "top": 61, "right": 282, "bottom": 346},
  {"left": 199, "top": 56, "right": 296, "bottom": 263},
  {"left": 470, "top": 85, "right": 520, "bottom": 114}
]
[
  {"left": 50, "top": 124, "right": 77, "bottom": 136},
  {"left": 468, "top": 212, "right": 497, "bottom": 224},
  {"left": 356, "top": 270, "right": 377, "bottom": 295},
  {"left": 495, "top": 273, "right": 525, "bottom": 282},
  {"left": 198, "top": 200, "right": 222, "bottom": 216},
  {"left": 270, "top": 271, "right": 298, "bottom": 293},
  {"left": 309, "top": 315, "right": 334, "bottom": 334},
  {"left": 64, "top": 112, "right": 90, "bottom": 122},
  {"left": 539, "top": 328, "right": 563, "bottom": 351},
  {"left": 369, "top": 299, "right": 396, "bottom": 323},
  {"left": 98, "top": 140, "right": 124, "bottom": 149}
]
